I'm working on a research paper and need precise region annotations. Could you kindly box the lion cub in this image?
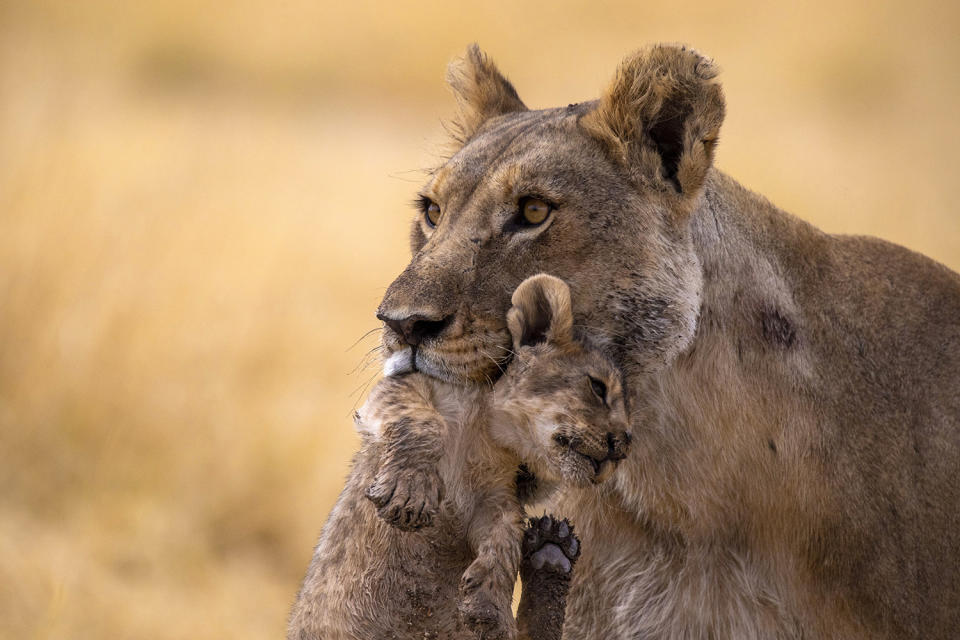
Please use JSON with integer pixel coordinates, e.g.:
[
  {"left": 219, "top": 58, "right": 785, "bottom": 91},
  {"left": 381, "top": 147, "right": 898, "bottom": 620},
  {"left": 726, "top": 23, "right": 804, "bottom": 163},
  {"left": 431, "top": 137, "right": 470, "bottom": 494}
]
[{"left": 288, "top": 274, "right": 631, "bottom": 640}]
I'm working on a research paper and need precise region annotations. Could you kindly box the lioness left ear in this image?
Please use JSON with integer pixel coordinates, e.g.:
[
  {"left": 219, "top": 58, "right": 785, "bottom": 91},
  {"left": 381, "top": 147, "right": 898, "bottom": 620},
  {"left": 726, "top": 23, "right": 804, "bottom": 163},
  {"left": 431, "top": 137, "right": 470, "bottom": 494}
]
[
  {"left": 507, "top": 274, "right": 574, "bottom": 350},
  {"left": 583, "top": 44, "right": 725, "bottom": 200},
  {"left": 446, "top": 44, "right": 528, "bottom": 144}
]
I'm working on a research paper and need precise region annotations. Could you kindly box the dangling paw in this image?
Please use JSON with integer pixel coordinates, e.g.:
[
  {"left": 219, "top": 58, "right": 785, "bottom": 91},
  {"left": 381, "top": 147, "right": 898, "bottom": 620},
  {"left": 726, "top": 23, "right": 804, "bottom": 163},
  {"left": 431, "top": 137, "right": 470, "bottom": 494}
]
[{"left": 365, "top": 465, "right": 443, "bottom": 531}]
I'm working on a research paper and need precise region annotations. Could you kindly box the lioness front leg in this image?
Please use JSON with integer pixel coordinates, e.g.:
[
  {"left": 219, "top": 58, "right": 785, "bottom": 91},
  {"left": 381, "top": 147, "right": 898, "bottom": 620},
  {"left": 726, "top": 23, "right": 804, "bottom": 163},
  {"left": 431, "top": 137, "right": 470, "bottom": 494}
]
[
  {"left": 459, "top": 490, "right": 525, "bottom": 640},
  {"left": 358, "top": 375, "right": 446, "bottom": 531}
]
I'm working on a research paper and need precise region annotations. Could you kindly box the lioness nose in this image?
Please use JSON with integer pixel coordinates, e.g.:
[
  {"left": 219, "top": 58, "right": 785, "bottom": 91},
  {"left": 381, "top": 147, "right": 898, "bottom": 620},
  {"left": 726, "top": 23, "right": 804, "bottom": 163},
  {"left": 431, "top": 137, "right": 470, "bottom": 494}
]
[{"left": 377, "top": 312, "right": 452, "bottom": 346}]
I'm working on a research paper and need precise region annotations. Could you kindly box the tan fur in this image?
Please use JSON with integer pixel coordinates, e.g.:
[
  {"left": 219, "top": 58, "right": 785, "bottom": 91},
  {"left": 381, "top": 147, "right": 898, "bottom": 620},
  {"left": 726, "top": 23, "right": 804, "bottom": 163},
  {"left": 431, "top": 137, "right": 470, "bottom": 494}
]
[
  {"left": 446, "top": 44, "right": 528, "bottom": 146},
  {"left": 582, "top": 44, "right": 724, "bottom": 199},
  {"left": 375, "top": 44, "right": 960, "bottom": 639},
  {"left": 289, "top": 275, "right": 630, "bottom": 640}
]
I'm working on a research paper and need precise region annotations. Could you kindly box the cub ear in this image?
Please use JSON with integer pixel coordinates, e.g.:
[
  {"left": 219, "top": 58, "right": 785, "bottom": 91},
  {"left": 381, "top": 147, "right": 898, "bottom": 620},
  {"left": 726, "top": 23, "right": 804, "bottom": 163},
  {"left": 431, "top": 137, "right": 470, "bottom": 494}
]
[
  {"left": 582, "top": 44, "right": 725, "bottom": 199},
  {"left": 507, "top": 274, "right": 574, "bottom": 350},
  {"left": 446, "top": 44, "right": 528, "bottom": 144}
]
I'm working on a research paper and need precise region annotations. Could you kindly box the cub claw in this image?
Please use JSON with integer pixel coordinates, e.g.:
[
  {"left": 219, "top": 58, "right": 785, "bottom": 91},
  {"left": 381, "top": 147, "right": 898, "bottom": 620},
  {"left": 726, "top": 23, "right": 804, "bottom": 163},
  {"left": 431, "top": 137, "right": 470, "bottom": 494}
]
[{"left": 365, "top": 466, "right": 443, "bottom": 532}]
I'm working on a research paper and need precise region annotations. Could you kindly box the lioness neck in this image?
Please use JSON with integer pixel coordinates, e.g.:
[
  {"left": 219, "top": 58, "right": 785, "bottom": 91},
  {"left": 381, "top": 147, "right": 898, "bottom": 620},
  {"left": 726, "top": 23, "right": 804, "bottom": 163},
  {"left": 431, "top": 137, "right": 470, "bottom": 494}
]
[
  {"left": 607, "top": 167, "right": 960, "bottom": 638},
  {"left": 614, "top": 170, "right": 825, "bottom": 532}
]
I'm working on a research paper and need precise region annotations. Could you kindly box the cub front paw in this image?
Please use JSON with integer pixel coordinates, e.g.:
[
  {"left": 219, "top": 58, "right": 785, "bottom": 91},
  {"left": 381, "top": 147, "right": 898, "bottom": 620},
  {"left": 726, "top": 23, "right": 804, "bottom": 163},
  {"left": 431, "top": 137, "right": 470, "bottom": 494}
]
[
  {"left": 365, "top": 466, "right": 443, "bottom": 531},
  {"left": 458, "top": 560, "right": 516, "bottom": 640}
]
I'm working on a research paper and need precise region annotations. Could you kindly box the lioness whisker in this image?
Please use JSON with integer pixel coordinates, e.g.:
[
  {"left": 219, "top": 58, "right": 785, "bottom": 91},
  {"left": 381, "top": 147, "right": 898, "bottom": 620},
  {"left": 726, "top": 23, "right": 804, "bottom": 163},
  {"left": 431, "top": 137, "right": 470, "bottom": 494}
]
[
  {"left": 479, "top": 348, "right": 507, "bottom": 377},
  {"left": 349, "top": 358, "right": 381, "bottom": 377},
  {"left": 493, "top": 344, "right": 519, "bottom": 358},
  {"left": 387, "top": 170, "right": 426, "bottom": 184},
  {"left": 348, "top": 345, "right": 385, "bottom": 375},
  {"left": 346, "top": 326, "right": 385, "bottom": 352},
  {"left": 348, "top": 371, "right": 381, "bottom": 415}
]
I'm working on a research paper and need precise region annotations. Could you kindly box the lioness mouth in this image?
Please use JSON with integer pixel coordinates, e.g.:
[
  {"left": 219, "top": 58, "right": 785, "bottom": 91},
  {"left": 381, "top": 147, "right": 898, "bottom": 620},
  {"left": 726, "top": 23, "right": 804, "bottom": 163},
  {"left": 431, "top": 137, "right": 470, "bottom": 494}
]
[
  {"left": 409, "top": 345, "right": 419, "bottom": 373},
  {"left": 383, "top": 348, "right": 415, "bottom": 377},
  {"left": 383, "top": 345, "right": 450, "bottom": 382}
]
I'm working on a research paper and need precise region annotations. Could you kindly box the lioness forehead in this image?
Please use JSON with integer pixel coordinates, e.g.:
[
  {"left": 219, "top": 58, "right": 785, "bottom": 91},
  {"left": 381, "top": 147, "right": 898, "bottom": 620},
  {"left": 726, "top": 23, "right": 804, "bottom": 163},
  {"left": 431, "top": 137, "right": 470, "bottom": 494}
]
[{"left": 427, "top": 105, "right": 607, "bottom": 203}]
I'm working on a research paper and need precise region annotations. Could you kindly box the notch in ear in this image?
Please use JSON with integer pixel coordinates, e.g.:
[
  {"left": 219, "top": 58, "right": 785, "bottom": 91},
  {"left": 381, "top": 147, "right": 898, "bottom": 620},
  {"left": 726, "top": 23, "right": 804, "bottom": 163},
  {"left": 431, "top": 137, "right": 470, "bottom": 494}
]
[
  {"left": 582, "top": 44, "right": 725, "bottom": 199},
  {"left": 507, "top": 274, "right": 574, "bottom": 350},
  {"left": 446, "top": 44, "right": 528, "bottom": 145}
]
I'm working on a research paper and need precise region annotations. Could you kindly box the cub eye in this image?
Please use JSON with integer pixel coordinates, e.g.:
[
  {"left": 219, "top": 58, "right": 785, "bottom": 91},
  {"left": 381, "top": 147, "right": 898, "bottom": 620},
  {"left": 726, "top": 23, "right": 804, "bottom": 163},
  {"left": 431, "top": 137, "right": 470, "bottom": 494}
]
[
  {"left": 424, "top": 200, "right": 442, "bottom": 228},
  {"left": 588, "top": 376, "right": 607, "bottom": 402},
  {"left": 519, "top": 197, "right": 552, "bottom": 226}
]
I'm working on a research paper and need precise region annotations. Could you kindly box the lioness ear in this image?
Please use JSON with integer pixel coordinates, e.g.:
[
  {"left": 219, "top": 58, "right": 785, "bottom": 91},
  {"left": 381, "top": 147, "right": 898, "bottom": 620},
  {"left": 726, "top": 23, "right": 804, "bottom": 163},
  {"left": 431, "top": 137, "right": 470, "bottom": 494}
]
[
  {"left": 446, "top": 44, "right": 528, "bottom": 144},
  {"left": 583, "top": 44, "right": 725, "bottom": 199},
  {"left": 507, "top": 274, "right": 574, "bottom": 350}
]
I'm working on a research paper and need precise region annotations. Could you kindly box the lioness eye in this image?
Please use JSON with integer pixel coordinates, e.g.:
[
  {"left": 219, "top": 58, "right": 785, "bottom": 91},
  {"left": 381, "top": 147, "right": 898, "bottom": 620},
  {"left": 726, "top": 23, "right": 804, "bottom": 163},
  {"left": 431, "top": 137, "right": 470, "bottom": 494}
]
[
  {"left": 588, "top": 376, "right": 607, "bottom": 402},
  {"left": 425, "top": 201, "right": 442, "bottom": 227},
  {"left": 519, "top": 197, "right": 552, "bottom": 226}
]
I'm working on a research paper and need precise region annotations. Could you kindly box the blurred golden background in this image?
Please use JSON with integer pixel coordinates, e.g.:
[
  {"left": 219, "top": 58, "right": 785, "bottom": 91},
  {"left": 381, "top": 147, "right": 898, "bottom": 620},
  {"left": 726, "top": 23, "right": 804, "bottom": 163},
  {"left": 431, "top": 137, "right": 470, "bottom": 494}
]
[{"left": 0, "top": 1, "right": 957, "bottom": 638}]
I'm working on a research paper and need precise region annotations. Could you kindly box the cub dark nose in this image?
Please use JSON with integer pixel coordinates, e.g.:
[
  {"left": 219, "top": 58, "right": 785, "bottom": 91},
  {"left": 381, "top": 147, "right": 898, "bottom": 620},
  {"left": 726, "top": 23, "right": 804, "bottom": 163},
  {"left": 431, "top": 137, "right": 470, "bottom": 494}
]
[
  {"left": 607, "top": 432, "right": 631, "bottom": 462},
  {"left": 378, "top": 312, "right": 452, "bottom": 346}
]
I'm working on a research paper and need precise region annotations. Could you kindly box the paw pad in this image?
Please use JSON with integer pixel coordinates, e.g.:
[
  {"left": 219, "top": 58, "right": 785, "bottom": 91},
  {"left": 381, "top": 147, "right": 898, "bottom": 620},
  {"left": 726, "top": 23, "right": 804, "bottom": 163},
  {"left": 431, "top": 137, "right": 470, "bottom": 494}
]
[{"left": 522, "top": 515, "right": 580, "bottom": 575}]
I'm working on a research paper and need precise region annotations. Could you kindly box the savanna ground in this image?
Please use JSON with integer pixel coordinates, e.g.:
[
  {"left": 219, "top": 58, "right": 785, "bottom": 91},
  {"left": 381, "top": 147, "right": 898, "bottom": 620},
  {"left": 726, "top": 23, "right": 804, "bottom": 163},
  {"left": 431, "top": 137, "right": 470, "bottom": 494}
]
[{"left": 0, "top": 1, "right": 957, "bottom": 638}]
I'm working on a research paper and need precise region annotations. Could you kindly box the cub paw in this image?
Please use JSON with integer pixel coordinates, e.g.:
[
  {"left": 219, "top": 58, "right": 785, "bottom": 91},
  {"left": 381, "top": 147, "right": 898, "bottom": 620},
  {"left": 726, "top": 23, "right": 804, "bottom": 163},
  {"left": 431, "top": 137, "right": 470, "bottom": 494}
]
[
  {"left": 520, "top": 516, "right": 580, "bottom": 579},
  {"left": 365, "top": 465, "right": 443, "bottom": 531},
  {"left": 458, "top": 561, "right": 516, "bottom": 640}
]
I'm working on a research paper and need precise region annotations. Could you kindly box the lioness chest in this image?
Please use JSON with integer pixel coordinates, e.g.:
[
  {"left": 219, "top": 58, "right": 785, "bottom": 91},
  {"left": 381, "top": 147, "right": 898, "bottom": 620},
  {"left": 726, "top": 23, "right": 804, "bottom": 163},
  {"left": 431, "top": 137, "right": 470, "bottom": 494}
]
[{"left": 556, "top": 491, "right": 849, "bottom": 640}]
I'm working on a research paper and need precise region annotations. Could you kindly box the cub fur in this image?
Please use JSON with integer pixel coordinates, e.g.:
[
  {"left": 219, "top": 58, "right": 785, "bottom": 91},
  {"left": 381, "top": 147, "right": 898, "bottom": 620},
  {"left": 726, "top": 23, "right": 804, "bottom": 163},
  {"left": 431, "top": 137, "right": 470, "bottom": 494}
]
[{"left": 288, "top": 274, "right": 630, "bottom": 640}]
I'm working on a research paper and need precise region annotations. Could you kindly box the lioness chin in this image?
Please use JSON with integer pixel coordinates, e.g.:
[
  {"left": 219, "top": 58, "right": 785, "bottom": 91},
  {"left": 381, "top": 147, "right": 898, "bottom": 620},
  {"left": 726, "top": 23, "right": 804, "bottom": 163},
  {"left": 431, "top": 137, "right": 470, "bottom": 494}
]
[{"left": 375, "top": 44, "right": 960, "bottom": 639}]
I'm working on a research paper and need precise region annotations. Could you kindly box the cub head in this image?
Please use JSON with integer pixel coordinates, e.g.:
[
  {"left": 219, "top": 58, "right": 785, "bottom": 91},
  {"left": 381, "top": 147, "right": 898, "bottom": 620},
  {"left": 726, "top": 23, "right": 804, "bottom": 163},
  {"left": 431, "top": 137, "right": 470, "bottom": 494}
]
[
  {"left": 377, "top": 43, "right": 724, "bottom": 383},
  {"left": 491, "top": 274, "right": 631, "bottom": 486}
]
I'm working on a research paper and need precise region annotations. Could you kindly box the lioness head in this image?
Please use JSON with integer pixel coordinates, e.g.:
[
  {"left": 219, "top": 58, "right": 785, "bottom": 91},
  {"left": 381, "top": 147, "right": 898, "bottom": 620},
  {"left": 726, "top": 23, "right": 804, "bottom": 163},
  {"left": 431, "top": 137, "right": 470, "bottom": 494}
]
[
  {"left": 492, "top": 273, "right": 631, "bottom": 485},
  {"left": 378, "top": 44, "right": 725, "bottom": 383}
]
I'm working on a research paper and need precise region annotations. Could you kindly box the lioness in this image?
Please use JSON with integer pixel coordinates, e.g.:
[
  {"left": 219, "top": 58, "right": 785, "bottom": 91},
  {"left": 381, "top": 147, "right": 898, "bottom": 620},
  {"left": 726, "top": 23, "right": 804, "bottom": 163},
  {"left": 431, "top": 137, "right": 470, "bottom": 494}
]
[
  {"left": 289, "top": 274, "right": 630, "bottom": 640},
  {"left": 375, "top": 44, "right": 960, "bottom": 638}
]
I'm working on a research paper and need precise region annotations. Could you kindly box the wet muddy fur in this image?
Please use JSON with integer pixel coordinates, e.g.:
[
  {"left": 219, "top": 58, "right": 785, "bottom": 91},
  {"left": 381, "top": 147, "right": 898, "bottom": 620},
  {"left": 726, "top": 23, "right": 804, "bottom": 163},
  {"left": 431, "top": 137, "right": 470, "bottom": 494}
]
[
  {"left": 518, "top": 516, "right": 582, "bottom": 640},
  {"left": 289, "top": 275, "right": 628, "bottom": 640}
]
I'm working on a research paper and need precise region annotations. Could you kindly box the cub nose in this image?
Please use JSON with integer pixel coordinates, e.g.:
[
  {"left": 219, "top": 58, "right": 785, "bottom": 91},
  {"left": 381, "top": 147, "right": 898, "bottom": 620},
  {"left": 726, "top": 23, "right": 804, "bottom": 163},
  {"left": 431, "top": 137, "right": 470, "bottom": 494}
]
[
  {"left": 607, "top": 432, "right": 631, "bottom": 462},
  {"left": 377, "top": 312, "right": 452, "bottom": 346}
]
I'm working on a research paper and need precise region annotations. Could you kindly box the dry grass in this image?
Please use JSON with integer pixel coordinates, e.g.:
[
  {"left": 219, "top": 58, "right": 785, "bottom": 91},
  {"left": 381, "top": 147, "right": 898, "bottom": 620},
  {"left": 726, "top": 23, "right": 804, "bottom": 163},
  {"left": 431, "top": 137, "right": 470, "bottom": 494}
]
[{"left": 0, "top": 1, "right": 957, "bottom": 638}]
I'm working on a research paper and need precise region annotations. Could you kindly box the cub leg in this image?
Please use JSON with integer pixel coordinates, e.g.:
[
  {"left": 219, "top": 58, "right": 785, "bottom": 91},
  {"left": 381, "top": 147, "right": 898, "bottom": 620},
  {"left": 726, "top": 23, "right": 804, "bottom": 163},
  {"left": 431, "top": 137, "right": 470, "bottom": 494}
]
[
  {"left": 459, "top": 490, "right": 526, "bottom": 640},
  {"left": 516, "top": 516, "right": 581, "bottom": 640},
  {"left": 359, "top": 375, "right": 446, "bottom": 531}
]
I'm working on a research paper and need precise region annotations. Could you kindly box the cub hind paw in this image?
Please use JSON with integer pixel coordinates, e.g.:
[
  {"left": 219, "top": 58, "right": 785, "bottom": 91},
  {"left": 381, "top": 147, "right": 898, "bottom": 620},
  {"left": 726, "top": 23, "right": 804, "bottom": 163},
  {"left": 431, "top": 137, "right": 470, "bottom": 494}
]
[
  {"left": 365, "top": 466, "right": 443, "bottom": 531},
  {"left": 458, "top": 554, "right": 517, "bottom": 639},
  {"left": 517, "top": 516, "right": 579, "bottom": 640},
  {"left": 458, "top": 588, "right": 516, "bottom": 640},
  {"left": 521, "top": 516, "right": 580, "bottom": 578}
]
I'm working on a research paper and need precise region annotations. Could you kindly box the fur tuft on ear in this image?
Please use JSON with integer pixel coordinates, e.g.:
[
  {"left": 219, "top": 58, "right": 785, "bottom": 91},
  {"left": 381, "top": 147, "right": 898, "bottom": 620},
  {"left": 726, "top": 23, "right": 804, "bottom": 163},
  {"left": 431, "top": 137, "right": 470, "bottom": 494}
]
[
  {"left": 446, "top": 44, "right": 527, "bottom": 145},
  {"left": 582, "top": 44, "right": 725, "bottom": 198},
  {"left": 507, "top": 274, "right": 574, "bottom": 350}
]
